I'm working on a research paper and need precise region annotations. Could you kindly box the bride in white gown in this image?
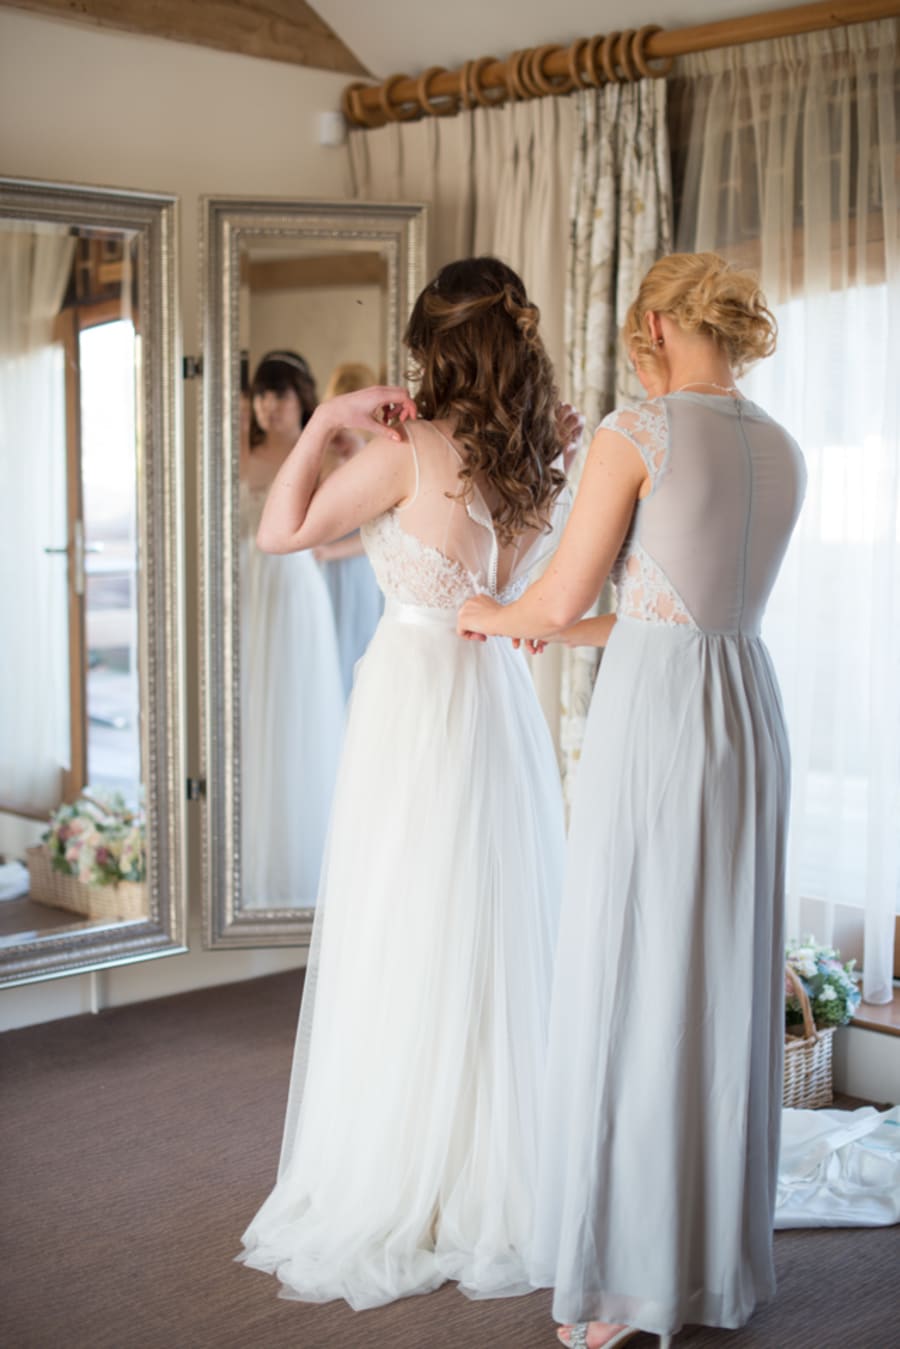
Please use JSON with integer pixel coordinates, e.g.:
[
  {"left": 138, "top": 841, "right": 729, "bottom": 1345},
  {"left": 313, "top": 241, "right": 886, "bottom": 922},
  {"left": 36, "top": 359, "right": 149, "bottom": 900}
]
[
  {"left": 239, "top": 352, "right": 343, "bottom": 909},
  {"left": 238, "top": 258, "right": 575, "bottom": 1308}
]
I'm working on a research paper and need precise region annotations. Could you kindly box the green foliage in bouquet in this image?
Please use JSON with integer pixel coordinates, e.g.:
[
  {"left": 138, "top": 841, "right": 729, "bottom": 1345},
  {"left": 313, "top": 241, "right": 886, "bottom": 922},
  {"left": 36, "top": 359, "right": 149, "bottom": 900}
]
[
  {"left": 44, "top": 792, "right": 146, "bottom": 886},
  {"left": 786, "top": 936, "right": 861, "bottom": 1030}
]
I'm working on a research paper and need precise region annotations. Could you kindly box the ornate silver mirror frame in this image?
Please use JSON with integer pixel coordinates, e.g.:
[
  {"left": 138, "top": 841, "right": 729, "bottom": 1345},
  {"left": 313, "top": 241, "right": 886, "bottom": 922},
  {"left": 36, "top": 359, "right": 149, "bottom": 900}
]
[
  {"left": 0, "top": 176, "right": 186, "bottom": 986},
  {"left": 200, "top": 197, "right": 427, "bottom": 949}
]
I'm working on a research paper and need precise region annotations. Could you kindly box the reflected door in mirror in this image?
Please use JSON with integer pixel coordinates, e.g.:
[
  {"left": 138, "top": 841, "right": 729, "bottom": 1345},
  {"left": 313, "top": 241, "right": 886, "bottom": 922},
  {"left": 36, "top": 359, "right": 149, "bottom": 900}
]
[{"left": 0, "top": 219, "right": 147, "bottom": 945}]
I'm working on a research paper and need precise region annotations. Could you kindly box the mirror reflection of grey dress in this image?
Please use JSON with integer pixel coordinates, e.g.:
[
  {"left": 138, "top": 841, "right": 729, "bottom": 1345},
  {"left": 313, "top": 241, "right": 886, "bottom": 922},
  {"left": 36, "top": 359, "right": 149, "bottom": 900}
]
[
  {"left": 239, "top": 483, "right": 344, "bottom": 908},
  {"left": 531, "top": 393, "right": 807, "bottom": 1336}
]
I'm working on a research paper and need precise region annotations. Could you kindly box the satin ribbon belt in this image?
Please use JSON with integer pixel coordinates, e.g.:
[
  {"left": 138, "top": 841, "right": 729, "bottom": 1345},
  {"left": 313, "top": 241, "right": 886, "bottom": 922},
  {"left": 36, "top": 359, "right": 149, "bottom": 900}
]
[{"left": 383, "top": 599, "right": 459, "bottom": 630}]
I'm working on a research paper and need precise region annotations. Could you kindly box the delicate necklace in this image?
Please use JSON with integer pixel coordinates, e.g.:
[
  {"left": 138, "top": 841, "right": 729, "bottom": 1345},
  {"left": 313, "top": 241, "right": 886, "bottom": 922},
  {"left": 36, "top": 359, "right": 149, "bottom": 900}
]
[{"left": 671, "top": 380, "right": 740, "bottom": 396}]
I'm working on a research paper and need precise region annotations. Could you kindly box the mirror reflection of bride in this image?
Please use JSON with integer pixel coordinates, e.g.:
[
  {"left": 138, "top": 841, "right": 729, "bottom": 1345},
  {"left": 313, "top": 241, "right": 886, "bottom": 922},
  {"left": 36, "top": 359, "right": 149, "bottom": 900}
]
[{"left": 238, "top": 351, "right": 343, "bottom": 909}]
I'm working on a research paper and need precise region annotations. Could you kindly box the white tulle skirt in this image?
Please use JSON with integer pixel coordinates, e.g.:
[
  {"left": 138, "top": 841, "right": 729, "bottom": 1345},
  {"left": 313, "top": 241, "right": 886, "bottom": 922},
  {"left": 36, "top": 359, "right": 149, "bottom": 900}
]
[
  {"left": 240, "top": 540, "right": 344, "bottom": 908},
  {"left": 239, "top": 600, "right": 565, "bottom": 1308}
]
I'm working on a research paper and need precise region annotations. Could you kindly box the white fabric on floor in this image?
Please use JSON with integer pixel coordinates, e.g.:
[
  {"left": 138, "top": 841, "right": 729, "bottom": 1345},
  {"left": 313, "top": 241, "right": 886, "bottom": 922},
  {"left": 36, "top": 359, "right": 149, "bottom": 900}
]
[{"left": 775, "top": 1106, "right": 900, "bottom": 1229}]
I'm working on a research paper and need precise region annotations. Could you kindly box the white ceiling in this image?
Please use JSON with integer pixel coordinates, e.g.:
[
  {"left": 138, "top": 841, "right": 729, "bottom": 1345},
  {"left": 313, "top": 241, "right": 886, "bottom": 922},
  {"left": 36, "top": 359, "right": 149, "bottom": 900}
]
[{"left": 313, "top": 0, "right": 780, "bottom": 79}]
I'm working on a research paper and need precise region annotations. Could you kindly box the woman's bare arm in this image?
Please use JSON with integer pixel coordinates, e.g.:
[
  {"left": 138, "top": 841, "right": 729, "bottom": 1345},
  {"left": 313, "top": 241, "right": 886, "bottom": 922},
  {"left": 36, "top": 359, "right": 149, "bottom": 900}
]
[{"left": 256, "top": 387, "right": 417, "bottom": 555}]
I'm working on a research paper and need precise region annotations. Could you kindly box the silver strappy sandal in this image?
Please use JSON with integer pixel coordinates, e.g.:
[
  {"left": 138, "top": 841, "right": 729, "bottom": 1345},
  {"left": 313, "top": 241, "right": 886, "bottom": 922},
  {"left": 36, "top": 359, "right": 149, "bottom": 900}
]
[{"left": 558, "top": 1325, "right": 673, "bottom": 1349}]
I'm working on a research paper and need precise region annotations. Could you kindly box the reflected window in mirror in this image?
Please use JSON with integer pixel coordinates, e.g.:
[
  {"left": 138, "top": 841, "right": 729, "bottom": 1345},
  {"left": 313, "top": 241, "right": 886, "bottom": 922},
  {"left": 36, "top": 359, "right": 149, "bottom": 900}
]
[
  {"left": 0, "top": 220, "right": 144, "bottom": 941},
  {"left": 0, "top": 179, "right": 185, "bottom": 985}
]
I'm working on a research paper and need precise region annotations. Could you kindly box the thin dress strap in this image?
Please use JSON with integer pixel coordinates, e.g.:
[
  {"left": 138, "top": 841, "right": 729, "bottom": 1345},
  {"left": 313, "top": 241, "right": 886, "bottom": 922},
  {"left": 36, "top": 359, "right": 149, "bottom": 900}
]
[
  {"left": 430, "top": 422, "right": 465, "bottom": 465},
  {"left": 395, "top": 419, "right": 421, "bottom": 513}
]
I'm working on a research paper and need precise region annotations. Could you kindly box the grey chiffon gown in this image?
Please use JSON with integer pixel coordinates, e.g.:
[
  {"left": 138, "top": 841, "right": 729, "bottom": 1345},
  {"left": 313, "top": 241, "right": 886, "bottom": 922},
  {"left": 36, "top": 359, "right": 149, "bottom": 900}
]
[{"left": 530, "top": 392, "right": 806, "bottom": 1336}]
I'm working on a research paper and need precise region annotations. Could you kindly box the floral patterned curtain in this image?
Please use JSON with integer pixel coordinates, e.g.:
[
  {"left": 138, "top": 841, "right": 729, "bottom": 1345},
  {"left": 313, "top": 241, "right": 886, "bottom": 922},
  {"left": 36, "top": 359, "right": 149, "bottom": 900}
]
[{"left": 560, "top": 80, "right": 673, "bottom": 804}]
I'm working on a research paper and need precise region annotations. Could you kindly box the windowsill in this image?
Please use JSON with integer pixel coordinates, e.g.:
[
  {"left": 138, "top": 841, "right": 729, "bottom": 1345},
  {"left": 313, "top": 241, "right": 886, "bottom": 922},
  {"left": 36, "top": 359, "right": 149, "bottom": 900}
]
[{"left": 851, "top": 987, "right": 900, "bottom": 1039}]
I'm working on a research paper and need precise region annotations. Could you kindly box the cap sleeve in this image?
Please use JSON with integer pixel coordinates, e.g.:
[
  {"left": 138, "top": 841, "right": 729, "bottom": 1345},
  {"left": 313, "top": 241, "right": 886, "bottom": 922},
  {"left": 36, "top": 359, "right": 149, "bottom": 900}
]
[{"left": 598, "top": 399, "right": 670, "bottom": 487}]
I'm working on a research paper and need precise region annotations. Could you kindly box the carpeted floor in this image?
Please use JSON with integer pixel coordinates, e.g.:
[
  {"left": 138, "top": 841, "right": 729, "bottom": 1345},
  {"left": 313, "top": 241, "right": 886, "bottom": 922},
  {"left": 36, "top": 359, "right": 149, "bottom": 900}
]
[{"left": 1, "top": 970, "right": 897, "bottom": 1349}]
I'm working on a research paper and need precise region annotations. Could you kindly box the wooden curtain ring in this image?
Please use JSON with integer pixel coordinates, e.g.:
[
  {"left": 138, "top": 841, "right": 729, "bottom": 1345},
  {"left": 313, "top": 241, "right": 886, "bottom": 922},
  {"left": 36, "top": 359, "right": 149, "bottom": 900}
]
[
  {"left": 617, "top": 30, "right": 638, "bottom": 82},
  {"left": 584, "top": 33, "right": 608, "bottom": 86},
  {"left": 460, "top": 59, "right": 475, "bottom": 110},
  {"left": 527, "top": 44, "right": 569, "bottom": 95},
  {"left": 379, "top": 73, "right": 420, "bottom": 122},
  {"left": 463, "top": 55, "right": 501, "bottom": 108},
  {"left": 566, "top": 37, "right": 591, "bottom": 90},
  {"left": 600, "top": 32, "right": 622, "bottom": 83},
  {"left": 631, "top": 24, "right": 674, "bottom": 79},
  {"left": 506, "top": 49, "right": 532, "bottom": 101},
  {"left": 416, "top": 66, "right": 455, "bottom": 117},
  {"left": 342, "top": 81, "right": 379, "bottom": 129}
]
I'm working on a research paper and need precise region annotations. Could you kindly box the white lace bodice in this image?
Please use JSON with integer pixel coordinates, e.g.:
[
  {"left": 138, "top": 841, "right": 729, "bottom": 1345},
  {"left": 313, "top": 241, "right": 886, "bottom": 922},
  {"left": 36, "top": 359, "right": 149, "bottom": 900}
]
[
  {"left": 361, "top": 510, "right": 475, "bottom": 608},
  {"left": 602, "top": 401, "right": 697, "bottom": 629},
  {"left": 360, "top": 509, "right": 530, "bottom": 610}
]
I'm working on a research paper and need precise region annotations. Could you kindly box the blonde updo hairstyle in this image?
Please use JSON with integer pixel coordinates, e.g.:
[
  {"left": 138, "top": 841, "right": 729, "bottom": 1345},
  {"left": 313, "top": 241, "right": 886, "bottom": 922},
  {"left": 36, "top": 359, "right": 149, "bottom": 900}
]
[
  {"left": 324, "top": 361, "right": 378, "bottom": 400},
  {"left": 624, "top": 252, "right": 777, "bottom": 377}
]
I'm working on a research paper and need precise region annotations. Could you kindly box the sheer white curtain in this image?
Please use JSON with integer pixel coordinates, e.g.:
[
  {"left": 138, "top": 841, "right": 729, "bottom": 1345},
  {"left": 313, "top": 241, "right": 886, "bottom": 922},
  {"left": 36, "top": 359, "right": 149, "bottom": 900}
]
[
  {"left": 348, "top": 98, "right": 575, "bottom": 374},
  {"left": 673, "top": 19, "right": 900, "bottom": 1003},
  {"left": 0, "top": 223, "right": 75, "bottom": 813}
]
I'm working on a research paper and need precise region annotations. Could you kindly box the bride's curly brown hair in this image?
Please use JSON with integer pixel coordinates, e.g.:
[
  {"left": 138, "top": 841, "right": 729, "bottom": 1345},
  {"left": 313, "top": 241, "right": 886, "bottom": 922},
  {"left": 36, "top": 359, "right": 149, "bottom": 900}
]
[{"left": 404, "top": 257, "right": 565, "bottom": 545}]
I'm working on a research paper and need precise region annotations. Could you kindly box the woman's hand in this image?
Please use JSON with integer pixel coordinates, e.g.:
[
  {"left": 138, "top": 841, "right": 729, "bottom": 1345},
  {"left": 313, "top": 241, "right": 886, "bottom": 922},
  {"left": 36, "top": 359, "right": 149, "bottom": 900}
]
[
  {"left": 457, "top": 594, "right": 504, "bottom": 640},
  {"left": 512, "top": 637, "right": 549, "bottom": 654},
  {"left": 557, "top": 402, "right": 586, "bottom": 475},
  {"left": 314, "top": 386, "right": 417, "bottom": 443}
]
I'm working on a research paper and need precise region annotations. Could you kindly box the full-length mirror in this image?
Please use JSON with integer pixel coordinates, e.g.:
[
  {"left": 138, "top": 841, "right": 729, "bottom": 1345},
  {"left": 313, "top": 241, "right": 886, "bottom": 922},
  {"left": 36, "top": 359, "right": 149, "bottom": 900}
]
[
  {"left": 201, "top": 198, "right": 426, "bottom": 948},
  {"left": 0, "top": 178, "right": 186, "bottom": 986}
]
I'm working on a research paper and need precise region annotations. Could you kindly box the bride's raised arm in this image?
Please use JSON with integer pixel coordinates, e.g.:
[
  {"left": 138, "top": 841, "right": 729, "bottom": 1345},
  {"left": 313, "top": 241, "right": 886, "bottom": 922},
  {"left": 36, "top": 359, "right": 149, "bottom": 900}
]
[{"left": 256, "top": 386, "right": 417, "bottom": 555}]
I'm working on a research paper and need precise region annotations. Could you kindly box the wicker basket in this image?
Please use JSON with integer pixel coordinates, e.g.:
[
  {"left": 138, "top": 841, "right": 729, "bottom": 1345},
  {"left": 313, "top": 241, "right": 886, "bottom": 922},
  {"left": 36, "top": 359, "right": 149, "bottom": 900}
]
[
  {"left": 783, "top": 963, "right": 835, "bottom": 1109},
  {"left": 26, "top": 844, "right": 147, "bottom": 922}
]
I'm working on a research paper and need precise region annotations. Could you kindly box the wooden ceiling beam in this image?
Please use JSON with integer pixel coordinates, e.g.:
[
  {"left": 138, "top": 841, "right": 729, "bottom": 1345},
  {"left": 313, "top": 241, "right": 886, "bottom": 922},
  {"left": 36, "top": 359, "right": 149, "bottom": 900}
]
[{"left": 2, "top": 0, "right": 369, "bottom": 75}]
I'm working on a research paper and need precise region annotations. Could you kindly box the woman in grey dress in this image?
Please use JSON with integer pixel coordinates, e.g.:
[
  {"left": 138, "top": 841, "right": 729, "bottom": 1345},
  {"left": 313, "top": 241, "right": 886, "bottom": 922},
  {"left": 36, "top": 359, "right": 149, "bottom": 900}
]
[{"left": 459, "top": 253, "right": 806, "bottom": 1349}]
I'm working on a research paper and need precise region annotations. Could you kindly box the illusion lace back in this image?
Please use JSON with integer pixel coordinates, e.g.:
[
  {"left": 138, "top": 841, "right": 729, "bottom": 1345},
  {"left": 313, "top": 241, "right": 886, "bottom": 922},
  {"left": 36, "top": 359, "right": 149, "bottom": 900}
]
[
  {"left": 603, "top": 395, "right": 805, "bottom": 635},
  {"left": 603, "top": 403, "right": 695, "bottom": 628},
  {"left": 361, "top": 421, "right": 564, "bottom": 609}
]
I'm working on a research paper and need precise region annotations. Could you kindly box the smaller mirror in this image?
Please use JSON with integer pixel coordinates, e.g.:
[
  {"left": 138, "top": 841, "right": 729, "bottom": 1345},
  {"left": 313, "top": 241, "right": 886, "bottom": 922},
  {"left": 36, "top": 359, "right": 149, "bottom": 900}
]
[{"left": 201, "top": 197, "right": 426, "bottom": 948}]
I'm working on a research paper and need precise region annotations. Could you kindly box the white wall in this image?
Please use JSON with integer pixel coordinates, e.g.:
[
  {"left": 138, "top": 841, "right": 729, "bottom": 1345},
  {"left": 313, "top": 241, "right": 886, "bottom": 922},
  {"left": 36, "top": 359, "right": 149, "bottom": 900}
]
[
  {"left": 249, "top": 284, "right": 384, "bottom": 393},
  {"left": 833, "top": 1025, "right": 900, "bottom": 1105},
  {"left": 0, "top": 8, "right": 355, "bottom": 1028}
]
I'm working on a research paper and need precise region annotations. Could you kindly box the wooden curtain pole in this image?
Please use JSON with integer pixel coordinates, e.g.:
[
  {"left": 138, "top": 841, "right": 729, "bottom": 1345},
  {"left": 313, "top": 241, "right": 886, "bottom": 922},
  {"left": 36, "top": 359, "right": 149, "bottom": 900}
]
[{"left": 343, "top": 0, "right": 900, "bottom": 128}]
